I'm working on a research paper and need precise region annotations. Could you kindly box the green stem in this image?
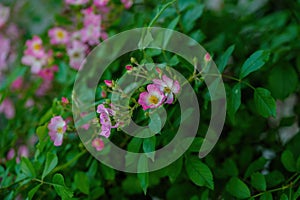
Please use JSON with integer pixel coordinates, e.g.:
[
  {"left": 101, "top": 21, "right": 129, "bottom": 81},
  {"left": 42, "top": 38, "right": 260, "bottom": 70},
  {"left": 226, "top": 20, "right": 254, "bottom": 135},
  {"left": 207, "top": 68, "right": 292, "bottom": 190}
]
[
  {"left": 251, "top": 174, "right": 300, "bottom": 198},
  {"left": 148, "top": 0, "right": 177, "bottom": 28},
  {"left": 50, "top": 150, "right": 87, "bottom": 175}
]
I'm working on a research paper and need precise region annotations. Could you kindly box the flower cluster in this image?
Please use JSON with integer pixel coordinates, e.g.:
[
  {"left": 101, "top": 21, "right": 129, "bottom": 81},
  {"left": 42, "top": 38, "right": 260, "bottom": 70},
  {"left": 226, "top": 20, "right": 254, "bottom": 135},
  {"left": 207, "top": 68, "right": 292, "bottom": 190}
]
[
  {"left": 138, "top": 75, "right": 180, "bottom": 110},
  {"left": 92, "top": 103, "right": 121, "bottom": 151}
]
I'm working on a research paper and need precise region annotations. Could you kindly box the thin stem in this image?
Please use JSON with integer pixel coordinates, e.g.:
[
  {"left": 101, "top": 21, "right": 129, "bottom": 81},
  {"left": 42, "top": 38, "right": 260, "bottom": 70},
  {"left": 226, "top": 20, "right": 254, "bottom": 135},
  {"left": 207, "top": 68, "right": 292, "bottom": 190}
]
[
  {"left": 148, "top": 0, "right": 176, "bottom": 28},
  {"left": 50, "top": 150, "right": 87, "bottom": 175}
]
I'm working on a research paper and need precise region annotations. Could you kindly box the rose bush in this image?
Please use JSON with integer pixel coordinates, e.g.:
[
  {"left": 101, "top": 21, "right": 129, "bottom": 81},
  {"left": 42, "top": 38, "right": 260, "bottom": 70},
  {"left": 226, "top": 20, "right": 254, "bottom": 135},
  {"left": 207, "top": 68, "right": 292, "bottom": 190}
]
[{"left": 1, "top": 0, "right": 300, "bottom": 199}]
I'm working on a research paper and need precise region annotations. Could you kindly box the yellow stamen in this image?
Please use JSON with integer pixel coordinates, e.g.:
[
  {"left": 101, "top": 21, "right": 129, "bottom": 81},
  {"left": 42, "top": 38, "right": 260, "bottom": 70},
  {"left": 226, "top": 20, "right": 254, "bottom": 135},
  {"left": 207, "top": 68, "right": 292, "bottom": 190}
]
[
  {"left": 149, "top": 95, "right": 159, "bottom": 104},
  {"left": 164, "top": 87, "right": 171, "bottom": 93},
  {"left": 56, "top": 31, "right": 65, "bottom": 39},
  {"left": 57, "top": 127, "right": 64, "bottom": 134},
  {"left": 33, "top": 43, "right": 41, "bottom": 51}
]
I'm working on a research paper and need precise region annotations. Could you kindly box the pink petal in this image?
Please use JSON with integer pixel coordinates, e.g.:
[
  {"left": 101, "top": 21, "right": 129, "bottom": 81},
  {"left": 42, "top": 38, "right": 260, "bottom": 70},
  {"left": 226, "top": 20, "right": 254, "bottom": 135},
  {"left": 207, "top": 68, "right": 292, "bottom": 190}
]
[
  {"left": 162, "top": 75, "right": 174, "bottom": 88},
  {"left": 172, "top": 80, "right": 180, "bottom": 94},
  {"left": 53, "top": 133, "right": 63, "bottom": 146},
  {"left": 165, "top": 93, "right": 174, "bottom": 104}
]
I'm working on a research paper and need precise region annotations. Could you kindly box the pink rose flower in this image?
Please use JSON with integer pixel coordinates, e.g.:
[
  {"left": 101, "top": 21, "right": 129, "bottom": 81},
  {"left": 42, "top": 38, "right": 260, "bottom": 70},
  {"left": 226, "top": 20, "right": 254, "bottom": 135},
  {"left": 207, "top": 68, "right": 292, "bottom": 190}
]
[
  {"left": 67, "top": 41, "right": 87, "bottom": 70},
  {"left": 97, "top": 104, "right": 118, "bottom": 138},
  {"left": 11, "top": 77, "right": 23, "bottom": 90},
  {"left": 80, "top": 25, "right": 101, "bottom": 45},
  {"left": 0, "top": 98, "right": 15, "bottom": 119},
  {"left": 21, "top": 54, "right": 47, "bottom": 74},
  {"left": 6, "top": 148, "right": 15, "bottom": 160},
  {"left": 152, "top": 75, "right": 180, "bottom": 104},
  {"left": 48, "top": 27, "right": 69, "bottom": 45},
  {"left": 138, "top": 84, "right": 166, "bottom": 110},
  {"left": 65, "top": 0, "right": 89, "bottom": 5},
  {"left": 93, "top": 0, "right": 109, "bottom": 7},
  {"left": 24, "top": 36, "right": 46, "bottom": 58},
  {"left": 48, "top": 116, "right": 67, "bottom": 146},
  {"left": 121, "top": 0, "right": 133, "bottom": 9},
  {"left": 92, "top": 138, "right": 104, "bottom": 151},
  {"left": 0, "top": 34, "right": 10, "bottom": 70}
]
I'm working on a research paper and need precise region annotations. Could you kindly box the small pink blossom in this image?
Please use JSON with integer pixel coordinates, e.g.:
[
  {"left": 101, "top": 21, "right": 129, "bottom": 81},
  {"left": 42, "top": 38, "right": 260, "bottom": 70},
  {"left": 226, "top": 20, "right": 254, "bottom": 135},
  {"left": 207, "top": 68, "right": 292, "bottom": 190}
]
[
  {"left": 97, "top": 104, "right": 118, "bottom": 138},
  {"left": 80, "top": 25, "right": 101, "bottom": 45},
  {"left": 65, "top": 0, "right": 89, "bottom": 5},
  {"left": 21, "top": 54, "right": 47, "bottom": 74},
  {"left": 36, "top": 80, "right": 52, "bottom": 96},
  {"left": 93, "top": 0, "right": 109, "bottom": 7},
  {"left": 67, "top": 41, "right": 87, "bottom": 70},
  {"left": 6, "top": 148, "right": 15, "bottom": 160},
  {"left": 24, "top": 36, "right": 46, "bottom": 58},
  {"left": 79, "top": 112, "right": 90, "bottom": 130},
  {"left": 138, "top": 84, "right": 166, "bottom": 110},
  {"left": 82, "top": 8, "right": 101, "bottom": 27},
  {"left": 92, "top": 138, "right": 104, "bottom": 151},
  {"left": 61, "top": 97, "right": 69, "bottom": 105},
  {"left": 48, "top": 27, "right": 69, "bottom": 45},
  {"left": 101, "top": 91, "right": 107, "bottom": 98},
  {"left": 155, "top": 67, "right": 162, "bottom": 74},
  {"left": 0, "top": 4, "right": 9, "bottom": 28},
  {"left": 48, "top": 116, "right": 67, "bottom": 146},
  {"left": 104, "top": 80, "right": 112, "bottom": 87},
  {"left": 0, "top": 98, "right": 15, "bottom": 119},
  {"left": 121, "top": 0, "right": 133, "bottom": 9},
  {"left": 152, "top": 75, "right": 180, "bottom": 104},
  {"left": 16, "top": 145, "right": 29, "bottom": 163},
  {"left": 125, "top": 65, "right": 133, "bottom": 71},
  {"left": 0, "top": 34, "right": 10, "bottom": 70},
  {"left": 25, "top": 98, "right": 34, "bottom": 108},
  {"left": 38, "top": 65, "right": 58, "bottom": 81},
  {"left": 11, "top": 77, "right": 23, "bottom": 90},
  {"left": 204, "top": 53, "right": 211, "bottom": 62}
]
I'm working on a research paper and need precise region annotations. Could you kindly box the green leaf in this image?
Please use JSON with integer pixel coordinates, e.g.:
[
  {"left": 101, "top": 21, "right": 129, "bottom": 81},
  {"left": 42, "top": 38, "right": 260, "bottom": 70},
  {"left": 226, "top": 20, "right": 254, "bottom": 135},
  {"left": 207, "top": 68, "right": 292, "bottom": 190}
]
[
  {"left": 161, "top": 157, "right": 183, "bottom": 183},
  {"left": 185, "top": 156, "right": 214, "bottom": 189},
  {"left": 122, "top": 176, "right": 143, "bottom": 195},
  {"left": 182, "top": 4, "right": 204, "bottom": 32},
  {"left": 36, "top": 124, "right": 49, "bottom": 152},
  {"left": 268, "top": 65, "right": 298, "bottom": 99},
  {"left": 52, "top": 173, "right": 73, "bottom": 200},
  {"left": 21, "top": 157, "right": 36, "bottom": 178},
  {"left": 251, "top": 172, "right": 266, "bottom": 191},
  {"left": 137, "top": 155, "right": 149, "bottom": 195},
  {"left": 149, "top": 112, "right": 162, "bottom": 134},
  {"left": 240, "top": 50, "right": 270, "bottom": 79},
  {"left": 294, "top": 186, "right": 300, "bottom": 200},
  {"left": 245, "top": 157, "right": 267, "bottom": 178},
  {"left": 74, "top": 172, "right": 90, "bottom": 195},
  {"left": 260, "top": 192, "right": 273, "bottom": 200},
  {"left": 265, "top": 170, "right": 284, "bottom": 188},
  {"left": 143, "top": 137, "right": 156, "bottom": 161},
  {"left": 281, "top": 150, "right": 296, "bottom": 172},
  {"left": 42, "top": 152, "right": 58, "bottom": 179},
  {"left": 280, "top": 194, "right": 288, "bottom": 200},
  {"left": 228, "top": 83, "right": 241, "bottom": 120},
  {"left": 226, "top": 177, "right": 251, "bottom": 199},
  {"left": 28, "top": 184, "right": 41, "bottom": 200},
  {"left": 100, "top": 164, "right": 115, "bottom": 181},
  {"left": 254, "top": 88, "right": 276, "bottom": 118},
  {"left": 218, "top": 45, "right": 235, "bottom": 73},
  {"left": 296, "top": 156, "right": 300, "bottom": 172}
]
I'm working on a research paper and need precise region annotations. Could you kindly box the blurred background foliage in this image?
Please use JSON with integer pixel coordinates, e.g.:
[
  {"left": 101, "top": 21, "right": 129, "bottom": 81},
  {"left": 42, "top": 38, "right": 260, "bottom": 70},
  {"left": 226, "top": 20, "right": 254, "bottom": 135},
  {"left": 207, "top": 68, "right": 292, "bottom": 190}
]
[{"left": 0, "top": 0, "right": 300, "bottom": 199}]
